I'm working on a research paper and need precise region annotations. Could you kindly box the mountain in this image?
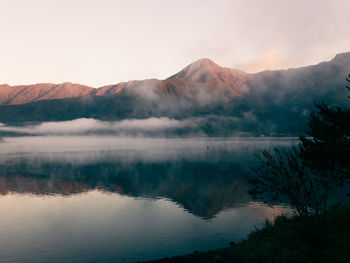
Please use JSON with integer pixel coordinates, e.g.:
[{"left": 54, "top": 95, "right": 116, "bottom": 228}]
[
  {"left": 93, "top": 58, "right": 249, "bottom": 102},
  {"left": 168, "top": 58, "right": 249, "bottom": 97},
  {"left": 0, "top": 58, "right": 248, "bottom": 106},
  {"left": 0, "top": 52, "right": 349, "bottom": 136},
  {"left": 0, "top": 82, "right": 93, "bottom": 105}
]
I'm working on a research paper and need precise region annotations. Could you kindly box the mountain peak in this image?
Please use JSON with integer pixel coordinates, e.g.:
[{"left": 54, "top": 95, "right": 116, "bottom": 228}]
[
  {"left": 168, "top": 58, "right": 221, "bottom": 80},
  {"left": 166, "top": 58, "right": 249, "bottom": 97},
  {"left": 189, "top": 58, "right": 219, "bottom": 68},
  {"left": 168, "top": 58, "right": 248, "bottom": 81}
]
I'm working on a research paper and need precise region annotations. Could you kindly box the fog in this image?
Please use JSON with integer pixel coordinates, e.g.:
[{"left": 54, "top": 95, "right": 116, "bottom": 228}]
[
  {"left": 0, "top": 117, "right": 197, "bottom": 136},
  {"left": 0, "top": 116, "right": 262, "bottom": 137},
  {"left": 0, "top": 136, "right": 296, "bottom": 163},
  {"left": 0, "top": 113, "right": 306, "bottom": 137}
]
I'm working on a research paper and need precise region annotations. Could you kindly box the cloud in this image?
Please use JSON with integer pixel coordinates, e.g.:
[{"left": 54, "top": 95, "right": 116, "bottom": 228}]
[{"left": 234, "top": 49, "right": 298, "bottom": 73}]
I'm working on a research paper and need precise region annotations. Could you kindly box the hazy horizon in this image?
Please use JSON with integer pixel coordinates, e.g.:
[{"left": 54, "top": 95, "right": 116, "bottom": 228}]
[
  {"left": 1, "top": 52, "right": 348, "bottom": 88},
  {"left": 1, "top": 0, "right": 349, "bottom": 87}
]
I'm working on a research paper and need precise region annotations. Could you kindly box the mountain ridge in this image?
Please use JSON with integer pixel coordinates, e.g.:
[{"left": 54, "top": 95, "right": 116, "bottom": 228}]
[
  {"left": 1, "top": 52, "right": 349, "bottom": 106},
  {"left": 0, "top": 82, "right": 94, "bottom": 105},
  {"left": 0, "top": 51, "right": 349, "bottom": 136},
  {"left": 92, "top": 57, "right": 249, "bottom": 101}
]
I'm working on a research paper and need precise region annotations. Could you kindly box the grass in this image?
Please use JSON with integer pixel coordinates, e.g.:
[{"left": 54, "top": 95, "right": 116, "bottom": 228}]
[{"left": 141, "top": 206, "right": 350, "bottom": 263}]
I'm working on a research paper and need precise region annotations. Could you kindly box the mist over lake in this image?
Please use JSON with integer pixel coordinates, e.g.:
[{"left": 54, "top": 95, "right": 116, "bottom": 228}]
[{"left": 0, "top": 135, "right": 295, "bottom": 263}]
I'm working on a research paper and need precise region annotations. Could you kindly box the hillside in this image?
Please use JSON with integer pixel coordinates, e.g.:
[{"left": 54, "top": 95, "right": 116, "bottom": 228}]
[
  {"left": 142, "top": 207, "right": 350, "bottom": 263},
  {"left": 0, "top": 82, "right": 93, "bottom": 105},
  {"left": 0, "top": 52, "right": 349, "bottom": 136}
]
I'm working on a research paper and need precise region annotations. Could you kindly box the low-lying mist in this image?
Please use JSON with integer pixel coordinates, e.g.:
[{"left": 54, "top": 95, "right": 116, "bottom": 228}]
[
  {"left": 0, "top": 117, "right": 201, "bottom": 137},
  {"left": 0, "top": 116, "right": 256, "bottom": 137},
  {"left": 0, "top": 115, "right": 298, "bottom": 137}
]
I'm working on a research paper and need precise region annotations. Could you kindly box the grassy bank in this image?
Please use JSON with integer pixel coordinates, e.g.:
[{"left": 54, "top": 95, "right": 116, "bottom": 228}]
[{"left": 142, "top": 206, "right": 350, "bottom": 263}]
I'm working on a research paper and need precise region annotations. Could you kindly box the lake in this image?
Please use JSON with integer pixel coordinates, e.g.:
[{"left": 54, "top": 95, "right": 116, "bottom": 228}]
[{"left": 0, "top": 136, "right": 295, "bottom": 263}]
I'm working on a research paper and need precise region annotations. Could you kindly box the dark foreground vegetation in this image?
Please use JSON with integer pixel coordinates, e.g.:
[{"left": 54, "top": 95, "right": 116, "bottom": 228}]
[{"left": 142, "top": 206, "right": 350, "bottom": 263}]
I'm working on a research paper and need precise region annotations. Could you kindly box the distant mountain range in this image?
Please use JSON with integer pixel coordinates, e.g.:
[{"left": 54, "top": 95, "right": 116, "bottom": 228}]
[
  {"left": 0, "top": 52, "right": 349, "bottom": 136},
  {"left": 0, "top": 82, "right": 93, "bottom": 105},
  {"left": 0, "top": 58, "right": 248, "bottom": 106}
]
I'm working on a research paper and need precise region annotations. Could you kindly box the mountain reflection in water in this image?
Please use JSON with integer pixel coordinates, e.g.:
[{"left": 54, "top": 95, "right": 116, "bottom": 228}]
[
  {"left": 0, "top": 136, "right": 295, "bottom": 219},
  {"left": 0, "top": 136, "right": 297, "bottom": 263},
  {"left": 0, "top": 160, "right": 251, "bottom": 219}
]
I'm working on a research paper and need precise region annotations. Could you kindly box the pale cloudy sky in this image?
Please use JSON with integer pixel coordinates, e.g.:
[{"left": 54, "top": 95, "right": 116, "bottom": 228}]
[{"left": 0, "top": 0, "right": 349, "bottom": 87}]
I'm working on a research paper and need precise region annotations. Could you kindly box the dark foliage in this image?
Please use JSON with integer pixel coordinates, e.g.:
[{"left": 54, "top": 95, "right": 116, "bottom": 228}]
[
  {"left": 250, "top": 74, "right": 350, "bottom": 215},
  {"left": 299, "top": 102, "right": 350, "bottom": 210},
  {"left": 234, "top": 207, "right": 350, "bottom": 263},
  {"left": 142, "top": 207, "right": 350, "bottom": 263},
  {"left": 140, "top": 248, "right": 245, "bottom": 263},
  {"left": 300, "top": 103, "right": 350, "bottom": 183},
  {"left": 346, "top": 73, "right": 350, "bottom": 96},
  {"left": 249, "top": 147, "right": 323, "bottom": 216}
]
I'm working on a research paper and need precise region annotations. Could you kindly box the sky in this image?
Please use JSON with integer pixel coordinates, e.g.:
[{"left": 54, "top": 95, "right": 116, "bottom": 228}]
[{"left": 0, "top": 0, "right": 349, "bottom": 87}]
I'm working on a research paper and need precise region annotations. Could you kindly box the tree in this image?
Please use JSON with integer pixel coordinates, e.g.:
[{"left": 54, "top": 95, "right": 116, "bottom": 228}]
[
  {"left": 300, "top": 102, "right": 350, "bottom": 210},
  {"left": 250, "top": 75, "right": 350, "bottom": 216},
  {"left": 250, "top": 147, "right": 324, "bottom": 216}
]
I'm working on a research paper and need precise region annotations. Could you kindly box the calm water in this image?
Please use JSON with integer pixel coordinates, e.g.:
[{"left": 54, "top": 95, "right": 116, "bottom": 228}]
[{"left": 0, "top": 136, "right": 295, "bottom": 263}]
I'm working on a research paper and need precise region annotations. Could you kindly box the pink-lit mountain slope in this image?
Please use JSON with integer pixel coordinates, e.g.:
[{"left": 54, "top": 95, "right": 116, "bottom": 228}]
[
  {"left": 94, "top": 58, "right": 249, "bottom": 101},
  {"left": 0, "top": 82, "right": 94, "bottom": 105},
  {"left": 0, "top": 59, "right": 249, "bottom": 105}
]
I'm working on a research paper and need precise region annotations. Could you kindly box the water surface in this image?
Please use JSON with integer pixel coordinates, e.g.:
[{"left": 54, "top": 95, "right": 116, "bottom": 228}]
[{"left": 0, "top": 136, "right": 294, "bottom": 263}]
